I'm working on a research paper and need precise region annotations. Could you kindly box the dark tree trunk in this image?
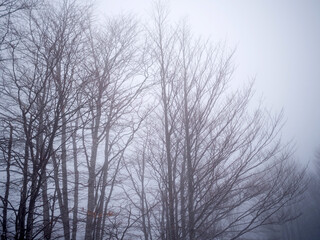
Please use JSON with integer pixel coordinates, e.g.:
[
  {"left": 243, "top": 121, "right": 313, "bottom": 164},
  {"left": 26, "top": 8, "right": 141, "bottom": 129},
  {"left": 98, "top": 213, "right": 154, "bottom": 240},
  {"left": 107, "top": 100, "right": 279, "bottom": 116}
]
[
  {"left": 71, "top": 116, "right": 79, "bottom": 240},
  {"left": 1, "top": 125, "right": 13, "bottom": 240}
]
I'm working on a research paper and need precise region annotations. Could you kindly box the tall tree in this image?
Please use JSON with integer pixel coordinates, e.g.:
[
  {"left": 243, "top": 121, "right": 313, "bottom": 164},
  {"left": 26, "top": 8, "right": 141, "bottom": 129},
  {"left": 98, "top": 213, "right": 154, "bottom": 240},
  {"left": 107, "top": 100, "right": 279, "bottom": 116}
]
[
  {"left": 81, "top": 15, "right": 146, "bottom": 240},
  {"left": 0, "top": 1, "right": 91, "bottom": 238},
  {"left": 133, "top": 4, "right": 306, "bottom": 239}
]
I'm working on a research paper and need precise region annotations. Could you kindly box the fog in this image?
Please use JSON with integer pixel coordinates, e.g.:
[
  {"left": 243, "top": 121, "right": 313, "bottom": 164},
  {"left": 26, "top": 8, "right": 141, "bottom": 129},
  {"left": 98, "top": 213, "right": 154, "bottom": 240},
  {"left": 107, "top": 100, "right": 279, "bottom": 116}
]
[
  {"left": 0, "top": 0, "right": 319, "bottom": 239},
  {"left": 97, "top": 0, "right": 320, "bottom": 162}
]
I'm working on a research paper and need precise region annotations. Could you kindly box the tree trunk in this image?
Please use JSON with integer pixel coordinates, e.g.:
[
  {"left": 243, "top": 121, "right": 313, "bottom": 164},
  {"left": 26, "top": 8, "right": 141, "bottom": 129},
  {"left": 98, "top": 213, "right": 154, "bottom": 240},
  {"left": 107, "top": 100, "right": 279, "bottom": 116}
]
[
  {"left": 61, "top": 112, "right": 70, "bottom": 240},
  {"left": 41, "top": 169, "right": 51, "bottom": 239},
  {"left": 52, "top": 153, "right": 71, "bottom": 240},
  {"left": 85, "top": 102, "right": 101, "bottom": 240},
  {"left": 162, "top": 74, "right": 176, "bottom": 240},
  {"left": 15, "top": 142, "right": 29, "bottom": 240},
  {"left": 71, "top": 115, "right": 79, "bottom": 240},
  {"left": 95, "top": 126, "right": 110, "bottom": 240},
  {"left": 1, "top": 125, "right": 13, "bottom": 240},
  {"left": 183, "top": 68, "right": 195, "bottom": 240}
]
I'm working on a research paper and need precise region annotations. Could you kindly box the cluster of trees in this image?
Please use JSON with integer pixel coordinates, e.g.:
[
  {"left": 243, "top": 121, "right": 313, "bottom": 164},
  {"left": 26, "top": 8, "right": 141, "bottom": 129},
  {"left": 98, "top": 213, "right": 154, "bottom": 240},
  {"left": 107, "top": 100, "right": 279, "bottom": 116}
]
[
  {"left": 0, "top": 1, "right": 308, "bottom": 239},
  {"left": 264, "top": 152, "right": 320, "bottom": 240}
]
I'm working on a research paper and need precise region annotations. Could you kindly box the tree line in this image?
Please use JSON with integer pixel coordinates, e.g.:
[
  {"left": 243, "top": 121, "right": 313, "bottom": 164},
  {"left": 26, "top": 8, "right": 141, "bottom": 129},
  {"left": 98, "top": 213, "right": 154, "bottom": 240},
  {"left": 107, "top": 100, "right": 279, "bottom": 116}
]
[{"left": 0, "top": 1, "right": 309, "bottom": 239}]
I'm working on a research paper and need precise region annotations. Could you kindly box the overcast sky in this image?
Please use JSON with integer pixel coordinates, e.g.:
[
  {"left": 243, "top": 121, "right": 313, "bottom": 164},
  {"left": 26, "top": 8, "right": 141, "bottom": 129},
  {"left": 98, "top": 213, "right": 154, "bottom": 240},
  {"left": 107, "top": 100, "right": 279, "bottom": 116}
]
[{"left": 95, "top": 0, "right": 320, "bottom": 163}]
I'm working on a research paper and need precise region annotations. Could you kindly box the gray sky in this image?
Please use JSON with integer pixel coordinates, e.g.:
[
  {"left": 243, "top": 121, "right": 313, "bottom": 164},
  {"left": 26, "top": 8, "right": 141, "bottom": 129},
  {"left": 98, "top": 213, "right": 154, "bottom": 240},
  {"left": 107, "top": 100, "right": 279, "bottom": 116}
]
[{"left": 96, "top": 0, "right": 320, "bottom": 163}]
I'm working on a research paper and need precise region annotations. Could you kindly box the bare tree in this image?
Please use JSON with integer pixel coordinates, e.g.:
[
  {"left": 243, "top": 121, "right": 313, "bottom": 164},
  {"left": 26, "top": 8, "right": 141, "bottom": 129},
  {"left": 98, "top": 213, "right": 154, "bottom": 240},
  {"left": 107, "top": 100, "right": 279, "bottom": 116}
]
[
  {"left": 0, "top": 1, "right": 307, "bottom": 240},
  {"left": 79, "top": 15, "right": 147, "bottom": 240},
  {"left": 129, "top": 4, "right": 307, "bottom": 240},
  {"left": 0, "top": 0, "right": 37, "bottom": 61},
  {"left": 0, "top": 34, "right": 60, "bottom": 238},
  {"left": 0, "top": 1, "right": 91, "bottom": 238},
  {"left": 273, "top": 150, "right": 320, "bottom": 240},
  {"left": 124, "top": 129, "right": 159, "bottom": 240},
  {"left": 40, "top": 1, "right": 91, "bottom": 239},
  {"left": 0, "top": 123, "right": 13, "bottom": 240}
]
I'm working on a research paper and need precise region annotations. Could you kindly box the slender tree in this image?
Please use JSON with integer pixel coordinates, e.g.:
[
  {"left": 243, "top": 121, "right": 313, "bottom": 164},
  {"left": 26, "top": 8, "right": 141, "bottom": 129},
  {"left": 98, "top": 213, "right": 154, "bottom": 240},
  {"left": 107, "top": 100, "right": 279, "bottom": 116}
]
[{"left": 81, "top": 15, "right": 147, "bottom": 240}]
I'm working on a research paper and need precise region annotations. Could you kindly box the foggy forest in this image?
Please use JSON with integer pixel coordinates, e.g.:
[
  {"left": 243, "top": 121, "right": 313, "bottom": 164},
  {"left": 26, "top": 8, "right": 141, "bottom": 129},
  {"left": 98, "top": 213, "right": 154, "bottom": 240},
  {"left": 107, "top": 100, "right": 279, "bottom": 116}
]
[{"left": 0, "top": 0, "right": 319, "bottom": 239}]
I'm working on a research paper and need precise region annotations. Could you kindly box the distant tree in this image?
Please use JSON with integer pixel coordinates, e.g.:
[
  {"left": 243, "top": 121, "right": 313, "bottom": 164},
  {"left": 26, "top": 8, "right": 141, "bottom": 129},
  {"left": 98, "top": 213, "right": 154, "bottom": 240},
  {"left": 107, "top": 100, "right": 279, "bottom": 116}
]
[{"left": 262, "top": 149, "right": 320, "bottom": 240}]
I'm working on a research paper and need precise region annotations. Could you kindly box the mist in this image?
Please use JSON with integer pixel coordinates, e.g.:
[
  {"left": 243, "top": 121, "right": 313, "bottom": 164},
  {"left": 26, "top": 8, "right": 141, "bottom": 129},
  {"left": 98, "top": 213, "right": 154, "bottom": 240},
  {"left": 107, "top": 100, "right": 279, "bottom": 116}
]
[{"left": 0, "top": 0, "right": 319, "bottom": 239}]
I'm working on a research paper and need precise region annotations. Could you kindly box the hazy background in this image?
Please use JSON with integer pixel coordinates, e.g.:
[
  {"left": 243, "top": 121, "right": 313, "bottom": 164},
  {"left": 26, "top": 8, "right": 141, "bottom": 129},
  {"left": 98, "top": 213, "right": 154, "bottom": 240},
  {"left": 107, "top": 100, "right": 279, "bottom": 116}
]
[{"left": 96, "top": 0, "right": 320, "bottom": 163}]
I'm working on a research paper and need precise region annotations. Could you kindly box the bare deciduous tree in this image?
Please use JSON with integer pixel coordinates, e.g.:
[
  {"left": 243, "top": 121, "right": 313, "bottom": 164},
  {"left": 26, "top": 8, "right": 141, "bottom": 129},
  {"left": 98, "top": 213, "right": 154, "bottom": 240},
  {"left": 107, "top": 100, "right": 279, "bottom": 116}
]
[
  {"left": 0, "top": 1, "right": 91, "bottom": 238},
  {"left": 80, "top": 15, "right": 147, "bottom": 240},
  {"left": 0, "top": 0, "right": 37, "bottom": 61},
  {"left": 126, "top": 4, "right": 306, "bottom": 240},
  {"left": 0, "top": 1, "right": 307, "bottom": 240}
]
